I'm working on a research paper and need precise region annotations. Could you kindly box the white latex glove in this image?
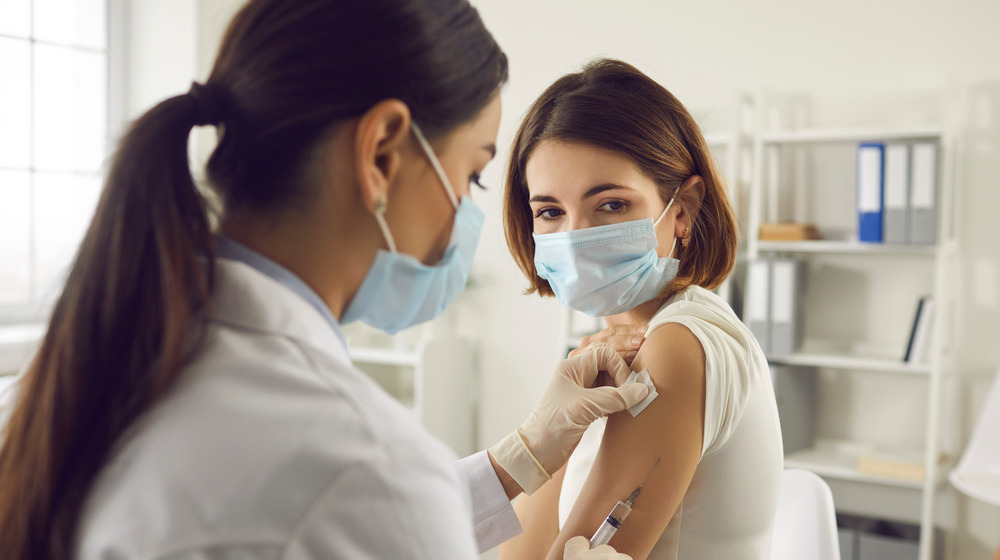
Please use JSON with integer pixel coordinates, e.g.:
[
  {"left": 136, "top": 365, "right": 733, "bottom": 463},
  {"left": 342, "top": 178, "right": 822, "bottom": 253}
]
[
  {"left": 489, "top": 343, "right": 649, "bottom": 494},
  {"left": 564, "top": 536, "right": 633, "bottom": 559}
]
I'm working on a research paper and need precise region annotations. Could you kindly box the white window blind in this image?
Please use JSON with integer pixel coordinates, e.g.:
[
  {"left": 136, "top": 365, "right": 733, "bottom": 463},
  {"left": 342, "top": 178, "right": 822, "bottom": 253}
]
[{"left": 0, "top": 0, "right": 109, "bottom": 319}]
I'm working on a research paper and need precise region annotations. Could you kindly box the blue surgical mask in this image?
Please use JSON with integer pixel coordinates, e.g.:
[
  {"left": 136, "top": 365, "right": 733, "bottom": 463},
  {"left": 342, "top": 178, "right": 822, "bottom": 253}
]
[
  {"left": 340, "top": 123, "right": 484, "bottom": 334},
  {"left": 532, "top": 197, "right": 680, "bottom": 317}
]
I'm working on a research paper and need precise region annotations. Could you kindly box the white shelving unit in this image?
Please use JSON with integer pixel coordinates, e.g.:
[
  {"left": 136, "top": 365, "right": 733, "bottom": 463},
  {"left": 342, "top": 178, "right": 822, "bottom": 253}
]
[
  {"left": 346, "top": 326, "right": 477, "bottom": 457},
  {"left": 745, "top": 93, "right": 960, "bottom": 560},
  {"left": 783, "top": 438, "right": 949, "bottom": 490},
  {"left": 705, "top": 94, "right": 755, "bottom": 307},
  {"left": 756, "top": 239, "right": 939, "bottom": 256},
  {"left": 769, "top": 351, "right": 933, "bottom": 376}
]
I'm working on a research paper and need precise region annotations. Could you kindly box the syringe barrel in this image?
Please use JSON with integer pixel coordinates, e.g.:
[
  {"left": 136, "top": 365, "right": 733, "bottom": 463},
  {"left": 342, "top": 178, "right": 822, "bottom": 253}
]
[{"left": 589, "top": 500, "right": 632, "bottom": 548}]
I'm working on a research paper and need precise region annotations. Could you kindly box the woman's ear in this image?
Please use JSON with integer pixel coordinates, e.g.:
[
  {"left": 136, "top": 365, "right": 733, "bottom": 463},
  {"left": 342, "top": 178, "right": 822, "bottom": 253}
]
[
  {"left": 674, "top": 175, "right": 705, "bottom": 238},
  {"left": 353, "top": 99, "right": 412, "bottom": 212}
]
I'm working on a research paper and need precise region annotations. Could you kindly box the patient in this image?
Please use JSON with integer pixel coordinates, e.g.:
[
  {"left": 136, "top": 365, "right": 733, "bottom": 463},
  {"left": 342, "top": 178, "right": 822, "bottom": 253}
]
[{"left": 499, "top": 59, "right": 782, "bottom": 560}]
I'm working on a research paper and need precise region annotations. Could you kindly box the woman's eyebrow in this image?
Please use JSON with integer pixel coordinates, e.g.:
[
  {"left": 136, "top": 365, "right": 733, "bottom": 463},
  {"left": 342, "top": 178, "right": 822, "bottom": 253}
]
[
  {"left": 529, "top": 183, "right": 632, "bottom": 204},
  {"left": 582, "top": 183, "right": 630, "bottom": 199}
]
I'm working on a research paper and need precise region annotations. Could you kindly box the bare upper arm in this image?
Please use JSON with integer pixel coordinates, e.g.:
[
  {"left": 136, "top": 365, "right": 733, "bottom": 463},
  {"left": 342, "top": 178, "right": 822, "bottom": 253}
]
[{"left": 544, "top": 322, "right": 706, "bottom": 560}]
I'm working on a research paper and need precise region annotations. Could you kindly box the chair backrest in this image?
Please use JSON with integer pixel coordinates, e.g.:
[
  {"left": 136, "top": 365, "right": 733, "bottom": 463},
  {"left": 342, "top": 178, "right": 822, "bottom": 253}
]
[
  {"left": 771, "top": 469, "right": 841, "bottom": 560},
  {"left": 950, "top": 367, "right": 1000, "bottom": 507}
]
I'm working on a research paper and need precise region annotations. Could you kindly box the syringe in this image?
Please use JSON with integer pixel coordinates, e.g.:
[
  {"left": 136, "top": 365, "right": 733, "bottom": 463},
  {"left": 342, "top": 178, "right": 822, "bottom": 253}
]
[{"left": 588, "top": 485, "right": 642, "bottom": 548}]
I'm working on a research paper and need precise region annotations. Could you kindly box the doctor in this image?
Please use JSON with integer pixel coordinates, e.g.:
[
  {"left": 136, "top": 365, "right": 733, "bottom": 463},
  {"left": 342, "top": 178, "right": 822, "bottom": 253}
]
[{"left": 0, "top": 0, "right": 649, "bottom": 558}]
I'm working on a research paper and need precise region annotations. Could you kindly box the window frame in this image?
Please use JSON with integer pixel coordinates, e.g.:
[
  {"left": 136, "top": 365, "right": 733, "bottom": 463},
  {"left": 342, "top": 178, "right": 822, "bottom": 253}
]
[{"left": 0, "top": 0, "right": 125, "bottom": 327}]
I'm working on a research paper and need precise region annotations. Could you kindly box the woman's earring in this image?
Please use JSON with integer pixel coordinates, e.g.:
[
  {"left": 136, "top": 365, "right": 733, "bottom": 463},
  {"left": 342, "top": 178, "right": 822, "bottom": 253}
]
[
  {"left": 373, "top": 197, "right": 397, "bottom": 253},
  {"left": 681, "top": 227, "right": 691, "bottom": 248}
]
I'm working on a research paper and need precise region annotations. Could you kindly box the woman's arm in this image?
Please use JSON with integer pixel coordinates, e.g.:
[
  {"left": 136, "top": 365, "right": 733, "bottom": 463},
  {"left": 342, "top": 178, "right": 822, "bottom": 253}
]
[
  {"left": 498, "top": 465, "right": 566, "bottom": 560},
  {"left": 544, "top": 322, "right": 706, "bottom": 560}
]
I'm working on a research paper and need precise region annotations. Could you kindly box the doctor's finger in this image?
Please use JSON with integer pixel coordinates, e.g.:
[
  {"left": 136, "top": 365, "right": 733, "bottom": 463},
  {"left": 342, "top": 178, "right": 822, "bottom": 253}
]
[
  {"left": 583, "top": 385, "right": 649, "bottom": 420},
  {"left": 569, "top": 325, "right": 646, "bottom": 360},
  {"left": 590, "top": 343, "right": 634, "bottom": 388}
]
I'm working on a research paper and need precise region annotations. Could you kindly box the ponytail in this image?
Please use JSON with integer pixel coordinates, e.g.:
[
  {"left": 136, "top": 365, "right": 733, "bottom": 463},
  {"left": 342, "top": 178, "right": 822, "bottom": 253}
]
[
  {"left": 0, "top": 0, "right": 507, "bottom": 555},
  {"left": 0, "top": 91, "right": 213, "bottom": 559}
]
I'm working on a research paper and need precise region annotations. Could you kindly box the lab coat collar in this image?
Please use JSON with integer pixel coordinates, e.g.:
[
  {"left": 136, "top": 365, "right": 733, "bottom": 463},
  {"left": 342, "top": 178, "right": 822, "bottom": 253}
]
[
  {"left": 206, "top": 257, "right": 351, "bottom": 362},
  {"left": 214, "top": 235, "right": 345, "bottom": 344}
]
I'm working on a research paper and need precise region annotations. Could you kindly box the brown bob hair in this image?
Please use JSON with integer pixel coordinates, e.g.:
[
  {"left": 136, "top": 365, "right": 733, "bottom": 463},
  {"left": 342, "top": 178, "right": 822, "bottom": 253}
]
[{"left": 503, "top": 58, "right": 737, "bottom": 303}]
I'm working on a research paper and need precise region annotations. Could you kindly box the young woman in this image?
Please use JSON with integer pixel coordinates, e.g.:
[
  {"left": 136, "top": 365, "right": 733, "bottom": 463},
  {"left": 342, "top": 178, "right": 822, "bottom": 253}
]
[
  {"left": 0, "top": 2, "right": 647, "bottom": 559},
  {"left": 500, "top": 59, "right": 783, "bottom": 560}
]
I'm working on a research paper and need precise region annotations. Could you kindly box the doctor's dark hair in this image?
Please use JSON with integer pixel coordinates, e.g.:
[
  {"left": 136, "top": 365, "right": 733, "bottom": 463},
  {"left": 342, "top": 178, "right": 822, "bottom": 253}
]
[
  {"left": 0, "top": 0, "right": 507, "bottom": 558},
  {"left": 503, "top": 58, "right": 736, "bottom": 303}
]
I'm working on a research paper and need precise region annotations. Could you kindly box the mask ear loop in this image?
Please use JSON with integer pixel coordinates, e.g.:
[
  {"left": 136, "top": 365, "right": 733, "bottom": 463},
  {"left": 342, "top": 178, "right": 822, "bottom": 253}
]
[
  {"left": 653, "top": 185, "right": 682, "bottom": 227},
  {"left": 655, "top": 186, "right": 682, "bottom": 258},
  {"left": 411, "top": 123, "right": 459, "bottom": 210},
  {"left": 374, "top": 198, "right": 398, "bottom": 253}
]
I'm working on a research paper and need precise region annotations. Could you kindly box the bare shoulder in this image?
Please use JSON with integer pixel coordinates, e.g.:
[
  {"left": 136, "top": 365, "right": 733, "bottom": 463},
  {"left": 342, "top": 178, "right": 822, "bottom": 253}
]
[{"left": 632, "top": 320, "right": 706, "bottom": 392}]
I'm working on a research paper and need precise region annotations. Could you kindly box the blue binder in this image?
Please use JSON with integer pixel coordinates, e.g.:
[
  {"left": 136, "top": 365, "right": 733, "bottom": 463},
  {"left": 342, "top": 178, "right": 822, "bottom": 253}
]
[{"left": 857, "top": 142, "right": 885, "bottom": 243}]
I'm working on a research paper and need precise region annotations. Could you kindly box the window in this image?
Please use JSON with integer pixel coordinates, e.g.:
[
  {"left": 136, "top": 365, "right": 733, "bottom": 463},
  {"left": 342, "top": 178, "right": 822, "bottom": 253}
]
[{"left": 0, "top": 0, "right": 109, "bottom": 321}]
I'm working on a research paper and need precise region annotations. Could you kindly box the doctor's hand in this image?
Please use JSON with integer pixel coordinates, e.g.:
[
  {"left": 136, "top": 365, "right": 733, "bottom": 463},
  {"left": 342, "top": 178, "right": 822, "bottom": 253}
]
[
  {"left": 569, "top": 323, "right": 647, "bottom": 366},
  {"left": 489, "top": 344, "right": 649, "bottom": 495},
  {"left": 564, "top": 536, "right": 632, "bottom": 559}
]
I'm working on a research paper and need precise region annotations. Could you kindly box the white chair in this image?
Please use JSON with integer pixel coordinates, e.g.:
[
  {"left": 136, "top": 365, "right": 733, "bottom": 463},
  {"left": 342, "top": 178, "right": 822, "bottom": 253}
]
[
  {"left": 771, "top": 469, "right": 841, "bottom": 560},
  {"left": 950, "top": 366, "right": 1000, "bottom": 508}
]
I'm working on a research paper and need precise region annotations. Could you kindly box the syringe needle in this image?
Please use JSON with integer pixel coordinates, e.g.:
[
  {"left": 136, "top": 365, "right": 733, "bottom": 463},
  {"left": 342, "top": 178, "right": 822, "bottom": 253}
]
[
  {"left": 625, "top": 457, "right": 661, "bottom": 507},
  {"left": 625, "top": 485, "right": 642, "bottom": 507}
]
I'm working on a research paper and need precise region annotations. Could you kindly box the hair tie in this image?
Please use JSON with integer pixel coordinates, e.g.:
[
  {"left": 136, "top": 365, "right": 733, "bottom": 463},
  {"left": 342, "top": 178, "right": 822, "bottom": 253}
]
[{"left": 187, "top": 82, "right": 224, "bottom": 126}]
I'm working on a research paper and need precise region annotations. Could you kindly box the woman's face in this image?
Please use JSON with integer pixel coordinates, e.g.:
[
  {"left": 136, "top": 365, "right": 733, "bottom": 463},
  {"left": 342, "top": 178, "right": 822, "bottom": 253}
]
[
  {"left": 389, "top": 94, "right": 501, "bottom": 264},
  {"left": 525, "top": 140, "right": 679, "bottom": 255}
]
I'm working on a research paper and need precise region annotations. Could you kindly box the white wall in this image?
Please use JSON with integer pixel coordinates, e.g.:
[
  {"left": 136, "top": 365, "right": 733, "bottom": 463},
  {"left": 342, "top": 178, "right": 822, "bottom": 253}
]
[
  {"left": 122, "top": 0, "right": 198, "bottom": 121},
  {"left": 178, "top": 0, "right": 1000, "bottom": 556}
]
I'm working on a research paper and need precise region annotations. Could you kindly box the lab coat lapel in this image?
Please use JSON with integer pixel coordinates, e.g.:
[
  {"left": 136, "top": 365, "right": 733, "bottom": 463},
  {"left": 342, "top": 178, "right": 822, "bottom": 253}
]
[{"left": 206, "top": 258, "right": 350, "bottom": 365}]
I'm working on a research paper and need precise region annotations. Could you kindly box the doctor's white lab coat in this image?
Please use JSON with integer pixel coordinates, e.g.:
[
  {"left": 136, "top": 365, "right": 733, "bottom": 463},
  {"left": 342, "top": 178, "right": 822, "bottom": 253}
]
[{"left": 68, "top": 258, "right": 520, "bottom": 559}]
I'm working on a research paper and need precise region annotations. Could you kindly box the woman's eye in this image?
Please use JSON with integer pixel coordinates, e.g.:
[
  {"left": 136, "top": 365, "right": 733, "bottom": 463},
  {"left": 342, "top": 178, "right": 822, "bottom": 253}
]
[
  {"left": 470, "top": 172, "right": 488, "bottom": 191},
  {"left": 533, "top": 207, "right": 563, "bottom": 219},
  {"left": 600, "top": 200, "right": 627, "bottom": 213}
]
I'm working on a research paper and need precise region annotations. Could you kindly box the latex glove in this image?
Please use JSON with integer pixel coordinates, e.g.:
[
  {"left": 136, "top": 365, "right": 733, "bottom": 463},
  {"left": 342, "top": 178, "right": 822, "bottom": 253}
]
[
  {"left": 489, "top": 343, "right": 649, "bottom": 494},
  {"left": 569, "top": 323, "right": 648, "bottom": 365},
  {"left": 564, "top": 536, "right": 632, "bottom": 559}
]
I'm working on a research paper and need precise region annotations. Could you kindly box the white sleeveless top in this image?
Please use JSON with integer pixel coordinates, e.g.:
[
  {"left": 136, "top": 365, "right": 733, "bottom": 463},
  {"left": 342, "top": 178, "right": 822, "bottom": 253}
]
[{"left": 559, "top": 286, "right": 783, "bottom": 559}]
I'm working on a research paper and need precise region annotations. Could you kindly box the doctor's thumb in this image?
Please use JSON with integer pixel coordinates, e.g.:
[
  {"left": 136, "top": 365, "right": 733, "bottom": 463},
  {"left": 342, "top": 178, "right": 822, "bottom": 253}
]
[
  {"left": 617, "top": 382, "right": 650, "bottom": 410},
  {"left": 584, "top": 384, "right": 650, "bottom": 419}
]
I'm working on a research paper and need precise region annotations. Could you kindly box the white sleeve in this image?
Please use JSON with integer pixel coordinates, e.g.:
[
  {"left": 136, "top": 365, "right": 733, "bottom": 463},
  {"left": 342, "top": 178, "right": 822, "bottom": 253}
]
[{"left": 459, "top": 450, "right": 523, "bottom": 553}]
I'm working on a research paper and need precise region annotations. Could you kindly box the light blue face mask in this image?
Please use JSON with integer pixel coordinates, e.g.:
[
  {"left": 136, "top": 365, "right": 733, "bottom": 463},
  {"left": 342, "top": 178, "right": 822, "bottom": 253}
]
[
  {"left": 532, "top": 196, "right": 680, "bottom": 317},
  {"left": 340, "top": 123, "right": 484, "bottom": 334}
]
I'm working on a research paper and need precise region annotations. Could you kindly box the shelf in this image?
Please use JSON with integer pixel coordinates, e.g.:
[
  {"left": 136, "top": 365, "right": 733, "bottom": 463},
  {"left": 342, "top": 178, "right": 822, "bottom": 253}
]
[
  {"left": 757, "top": 240, "right": 937, "bottom": 256},
  {"left": 348, "top": 347, "right": 420, "bottom": 367},
  {"left": 760, "top": 126, "right": 943, "bottom": 145},
  {"left": 768, "top": 351, "right": 931, "bottom": 375},
  {"left": 784, "top": 439, "right": 947, "bottom": 490}
]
